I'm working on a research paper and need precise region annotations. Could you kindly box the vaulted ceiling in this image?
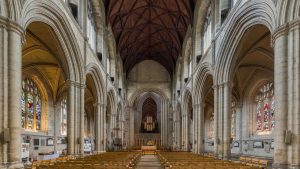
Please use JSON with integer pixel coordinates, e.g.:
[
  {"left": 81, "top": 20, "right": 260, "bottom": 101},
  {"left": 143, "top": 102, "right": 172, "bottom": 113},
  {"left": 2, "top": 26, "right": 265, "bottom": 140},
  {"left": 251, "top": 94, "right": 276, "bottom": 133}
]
[{"left": 105, "top": 0, "right": 194, "bottom": 74}]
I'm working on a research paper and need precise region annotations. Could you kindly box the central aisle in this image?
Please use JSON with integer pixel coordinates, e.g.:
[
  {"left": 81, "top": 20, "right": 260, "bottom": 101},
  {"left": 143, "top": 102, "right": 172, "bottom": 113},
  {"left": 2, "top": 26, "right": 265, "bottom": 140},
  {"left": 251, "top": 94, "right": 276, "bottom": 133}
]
[{"left": 135, "top": 155, "right": 163, "bottom": 169}]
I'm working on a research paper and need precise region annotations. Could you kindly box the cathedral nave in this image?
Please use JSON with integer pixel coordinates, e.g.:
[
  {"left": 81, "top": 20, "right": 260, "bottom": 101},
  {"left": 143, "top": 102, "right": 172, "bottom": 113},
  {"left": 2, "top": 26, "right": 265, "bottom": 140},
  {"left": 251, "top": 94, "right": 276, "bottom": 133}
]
[{"left": 0, "top": 0, "right": 299, "bottom": 168}]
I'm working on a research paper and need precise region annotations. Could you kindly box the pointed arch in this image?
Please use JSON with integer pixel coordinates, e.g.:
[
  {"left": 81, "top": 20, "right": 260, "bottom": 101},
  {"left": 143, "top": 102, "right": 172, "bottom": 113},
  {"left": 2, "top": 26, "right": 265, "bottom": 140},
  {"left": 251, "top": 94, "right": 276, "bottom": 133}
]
[
  {"left": 214, "top": 0, "right": 276, "bottom": 84},
  {"left": 276, "top": 0, "right": 300, "bottom": 26},
  {"left": 21, "top": 0, "right": 84, "bottom": 83},
  {"left": 193, "top": 63, "right": 213, "bottom": 105},
  {"left": 86, "top": 63, "right": 106, "bottom": 104}
]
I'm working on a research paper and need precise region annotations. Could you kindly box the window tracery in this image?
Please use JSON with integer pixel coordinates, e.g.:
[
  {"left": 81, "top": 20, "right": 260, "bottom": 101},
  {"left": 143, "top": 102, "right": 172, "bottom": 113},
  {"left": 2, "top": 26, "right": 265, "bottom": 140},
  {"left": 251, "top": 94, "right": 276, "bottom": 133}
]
[
  {"left": 87, "top": 0, "right": 96, "bottom": 51},
  {"left": 21, "top": 79, "right": 42, "bottom": 131},
  {"left": 231, "top": 101, "right": 236, "bottom": 139},
  {"left": 203, "top": 6, "right": 212, "bottom": 52},
  {"left": 255, "top": 82, "right": 275, "bottom": 135},
  {"left": 60, "top": 98, "right": 67, "bottom": 135}
]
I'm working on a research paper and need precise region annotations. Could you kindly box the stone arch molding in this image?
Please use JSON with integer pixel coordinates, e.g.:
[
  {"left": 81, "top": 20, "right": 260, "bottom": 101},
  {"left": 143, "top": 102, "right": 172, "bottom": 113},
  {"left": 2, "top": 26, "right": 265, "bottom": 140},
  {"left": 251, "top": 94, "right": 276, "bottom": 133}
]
[
  {"left": 193, "top": 63, "right": 213, "bottom": 105},
  {"left": 276, "top": 0, "right": 300, "bottom": 26},
  {"left": 107, "top": 89, "right": 117, "bottom": 113},
  {"left": 20, "top": 0, "right": 84, "bottom": 83},
  {"left": 86, "top": 63, "right": 106, "bottom": 104},
  {"left": 0, "top": 0, "right": 23, "bottom": 20},
  {"left": 129, "top": 88, "right": 168, "bottom": 107},
  {"left": 182, "top": 88, "right": 192, "bottom": 102},
  {"left": 117, "top": 102, "right": 123, "bottom": 115},
  {"left": 214, "top": 0, "right": 276, "bottom": 84},
  {"left": 182, "top": 31, "right": 192, "bottom": 78},
  {"left": 182, "top": 88, "right": 192, "bottom": 116}
]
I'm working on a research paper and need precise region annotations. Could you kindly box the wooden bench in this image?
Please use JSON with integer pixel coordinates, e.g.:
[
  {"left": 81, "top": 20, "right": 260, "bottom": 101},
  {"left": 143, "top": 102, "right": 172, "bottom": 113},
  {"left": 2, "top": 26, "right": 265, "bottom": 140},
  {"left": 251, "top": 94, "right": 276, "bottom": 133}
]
[
  {"left": 33, "top": 152, "right": 141, "bottom": 169},
  {"left": 239, "top": 156, "right": 269, "bottom": 168},
  {"left": 158, "top": 152, "right": 260, "bottom": 169}
]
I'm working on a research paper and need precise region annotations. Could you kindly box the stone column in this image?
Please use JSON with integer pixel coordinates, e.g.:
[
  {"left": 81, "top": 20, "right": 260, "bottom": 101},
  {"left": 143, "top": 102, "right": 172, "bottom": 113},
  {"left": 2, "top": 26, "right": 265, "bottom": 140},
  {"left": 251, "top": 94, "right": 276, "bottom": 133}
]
[
  {"left": 223, "top": 82, "right": 232, "bottom": 160},
  {"left": 218, "top": 84, "right": 224, "bottom": 159},
  {"left": 53, "top": 104, "right": 57, "bottom": 153},
  {"left": 79, "top": 87, "right": 85, "bottom": 155},
  {"left": 175, "top": 120, "right": 179, "bottom": 149},
  {"left": 234, "top": 104, "right": 243, "bottom": 154},
  {"left": 67, "top": 84, "right": 75, "bottom": 155},
  {"left": 273, "top": 29, "right": 288, "bottom": 168},
  {"left": 193, "top": 104, "right": 198, "bottom": 153},
  {"left": 6, "top": 20, "right": 23, "bottom": 168},
  {"left": 172, "top": 106, "right": 177, "bottom": 150},
  {"left": 129, "top": 106, "right": 134, "bottom": 148},
  {"left": 101, "top": 104, "right": 106, "bottom": 151},
  {"left": 161, "top": 99, "right": 165, "bottom": 147},
  {"left": 79, "top": 0, "right": 87, "bottom": 33},
  {"left": 164, "top": 99, "right": 168, "bottom": 147},
  {"left": 185, "top": 112, "right": 189, "bottom": 151},
  {"left": 106, "top": 113, "right": 111, "bottom": 149},
  {"left": 213, "top": 85, "right": 219, "bottom": 157},
  {"left": 178, "top": 114, "right": 181, "bottom": 150},
  {"left": 183, "top": 113, "right": 188, "bottom": 151},
  {"left": 291, "top": 25, "right": 300, "bottom": 167},
  {"left": 214, "top": 0, "right": 221, "bottom": 32},
  {"left": 161, "top": 100, "right": 165, "bottom": 146},
  {"left": 94, "top": 102, "right": 101, "bottom": 152},
  {"left": 198, "top": 103, "right": 205, "bottom": 154},
  {"left": 0, "top": 23, "right": 5, "bottom": 165},
  {"left": 181, "top": 106, "right": 186, "bottom": 151}
]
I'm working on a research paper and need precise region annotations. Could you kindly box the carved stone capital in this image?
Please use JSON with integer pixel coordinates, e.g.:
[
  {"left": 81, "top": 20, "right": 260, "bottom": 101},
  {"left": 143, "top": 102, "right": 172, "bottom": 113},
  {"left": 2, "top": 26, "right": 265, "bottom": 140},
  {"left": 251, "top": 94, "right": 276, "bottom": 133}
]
[
  {"left": 65, "top": 80, "right": 86, "bottom": 89},
  {"left": 93, "top": 102, "right": 106, "bottom": 108},
  {"left": 0, "top": 16, "right": 24, "bottom": 35},
  {"left": 272, "top": 18, "right": 300, "bottom": 47}
]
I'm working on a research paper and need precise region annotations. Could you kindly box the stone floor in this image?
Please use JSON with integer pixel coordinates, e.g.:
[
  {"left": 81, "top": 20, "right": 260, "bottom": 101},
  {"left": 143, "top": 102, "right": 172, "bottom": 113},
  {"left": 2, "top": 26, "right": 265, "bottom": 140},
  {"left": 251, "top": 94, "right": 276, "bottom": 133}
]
[{"left": 135, "top": 154, "right": 164, "bottom": 169}]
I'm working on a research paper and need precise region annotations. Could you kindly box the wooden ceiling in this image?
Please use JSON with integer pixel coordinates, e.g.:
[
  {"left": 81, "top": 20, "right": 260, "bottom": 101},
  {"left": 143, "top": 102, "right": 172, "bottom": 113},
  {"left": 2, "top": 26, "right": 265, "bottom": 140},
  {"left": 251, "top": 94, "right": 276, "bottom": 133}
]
[{"left": 105, "top": 0, "right": 194, "bottom": 74}]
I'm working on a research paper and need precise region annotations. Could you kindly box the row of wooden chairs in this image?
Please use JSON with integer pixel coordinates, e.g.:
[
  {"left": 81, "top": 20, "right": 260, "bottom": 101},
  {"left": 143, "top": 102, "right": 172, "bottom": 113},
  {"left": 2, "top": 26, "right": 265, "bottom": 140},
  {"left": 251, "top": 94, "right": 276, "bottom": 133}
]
[
  {"left": 32, "top": 152, "right": 141, "bottom": 169},
  {"left": 31, "top": 155, "right": 74, "bottom": 169},
  {"left": 157, "top": 152, "right": 261, "bottom": 169},
  {"left": 239, "top": 156, "right": 269, "bottom": 168}
]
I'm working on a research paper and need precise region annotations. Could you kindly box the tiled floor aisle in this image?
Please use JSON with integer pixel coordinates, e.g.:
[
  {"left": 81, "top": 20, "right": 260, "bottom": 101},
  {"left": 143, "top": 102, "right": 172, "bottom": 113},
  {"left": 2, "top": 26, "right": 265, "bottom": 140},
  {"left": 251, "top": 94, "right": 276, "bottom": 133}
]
[{"left": 135, "top": 155, "right": 164, "bottom": 169}]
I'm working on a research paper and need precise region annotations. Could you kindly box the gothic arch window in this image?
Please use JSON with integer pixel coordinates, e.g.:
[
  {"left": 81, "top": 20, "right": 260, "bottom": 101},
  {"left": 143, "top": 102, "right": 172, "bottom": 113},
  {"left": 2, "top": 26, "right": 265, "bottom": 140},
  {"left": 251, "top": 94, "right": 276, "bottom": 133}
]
[
  {"left": 221, "top": 0, "right": 232, "bottom": 24},
  {"left": 203, "top": 6, "right": 212, "bottom": 52},
  {"left": 60, "top": 98, "right": 67, "bottom": 135},
  {"left": 87, "top": 0, "right": 96, "bottom": 50},
  {"left": 21, "top": 79, "right": 42, "bottom": 131},
  {"left": 188, "top": 55, "right": 192, "bottom": 77},
  {"left": 254, "top": 82, "right": 275, "bottom": 135}
]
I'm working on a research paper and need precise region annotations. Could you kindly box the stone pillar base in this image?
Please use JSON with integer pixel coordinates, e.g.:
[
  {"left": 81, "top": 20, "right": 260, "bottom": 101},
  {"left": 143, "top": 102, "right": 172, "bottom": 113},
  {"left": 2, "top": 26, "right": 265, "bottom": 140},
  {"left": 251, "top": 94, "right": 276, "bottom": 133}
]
[
  {"left": 272, "top": 163, "right": 289, "bottom": 169},
  {"left": 93, "top": 151, "right": 106, "bottom": 154},
  {"left": 1, "top": 162, "right": 24, "bottom": 169}
]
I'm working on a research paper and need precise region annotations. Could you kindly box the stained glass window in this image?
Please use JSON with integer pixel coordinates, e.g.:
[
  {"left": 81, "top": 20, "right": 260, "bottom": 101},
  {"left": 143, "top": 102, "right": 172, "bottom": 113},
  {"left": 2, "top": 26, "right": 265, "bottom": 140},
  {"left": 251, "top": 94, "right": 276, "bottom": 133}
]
[
  {"left": 255, "top": 82, "right": 275, "bottom": 134},
  {"left": 231, "top": 101, "right": 236, "bottom": 139},
  {"left": 21, "top": 79, "right": 42, "bottom": 131},
  {"left": 231, "top": 111, "right": 236, "bottom": 139},
  {"left": 61, "top": 98, "right": 67, "bottom": 135}
]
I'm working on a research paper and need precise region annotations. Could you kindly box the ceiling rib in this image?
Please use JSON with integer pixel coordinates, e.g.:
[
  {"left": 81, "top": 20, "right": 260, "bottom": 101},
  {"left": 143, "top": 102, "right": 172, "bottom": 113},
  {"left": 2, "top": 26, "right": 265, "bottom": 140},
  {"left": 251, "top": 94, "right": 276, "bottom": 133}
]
[{"left": 107, "top": 0, "right": 194, "bottom": 74}]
